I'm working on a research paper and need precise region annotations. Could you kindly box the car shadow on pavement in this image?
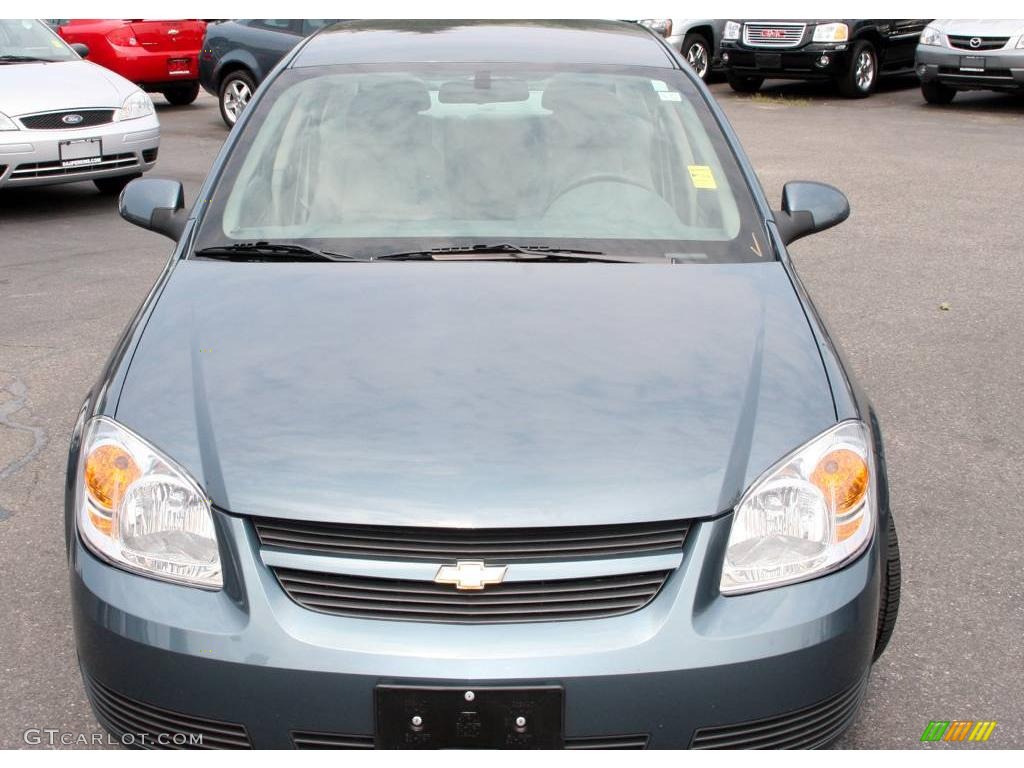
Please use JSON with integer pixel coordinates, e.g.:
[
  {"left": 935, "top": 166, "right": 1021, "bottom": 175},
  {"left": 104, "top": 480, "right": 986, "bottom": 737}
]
[
  {"left": 918, "top": 90, "right": 1024, "bottom": 115},
  {"left": 0, "top": 184, "right": 121, "bottom": 224},
  {"left": 740, "top": 75, "right": 1024, "bottom": 115},
  {"left": 154, "top": 100, "right": 197, "bottom": 112},
  {"left": 752, "top": 73, "right": 921, "bottom": 101}
]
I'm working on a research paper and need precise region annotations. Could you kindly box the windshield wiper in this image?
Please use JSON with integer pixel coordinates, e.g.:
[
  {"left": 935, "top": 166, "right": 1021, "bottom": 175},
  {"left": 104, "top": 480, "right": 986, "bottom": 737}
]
[
  {"left": 193, "top": 242, "right": 360, "bottom": 262},
  {"left": 374, "top": 243, "right": 643, "bottom": 263},
  {"left": 0, "top": 55, "right": 53, "bottom": 63}
]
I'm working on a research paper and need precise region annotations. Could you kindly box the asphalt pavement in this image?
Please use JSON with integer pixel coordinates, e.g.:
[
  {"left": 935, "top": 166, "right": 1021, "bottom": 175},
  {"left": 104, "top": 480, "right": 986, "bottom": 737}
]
[{"left": 1, "top": 79, "right": 1022, "bottom": 749}]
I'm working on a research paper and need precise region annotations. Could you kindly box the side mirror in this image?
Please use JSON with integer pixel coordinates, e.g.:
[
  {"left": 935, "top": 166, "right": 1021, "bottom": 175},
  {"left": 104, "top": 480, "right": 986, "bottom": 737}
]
[
  {"left": 119, "top": 177, "right": 187, "bottom": 241},
  {"left": 70, "top": 42, "right": 89, "bottom": 58},
  {"left": 774, "top": 181, "right": 850, "bottom": 245}
]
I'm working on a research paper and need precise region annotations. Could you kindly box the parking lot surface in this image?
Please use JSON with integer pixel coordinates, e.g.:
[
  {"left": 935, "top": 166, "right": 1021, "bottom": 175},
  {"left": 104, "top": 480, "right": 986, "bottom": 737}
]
[{"left": 1, "top": 79, "right": 1022, "bottom": 748}]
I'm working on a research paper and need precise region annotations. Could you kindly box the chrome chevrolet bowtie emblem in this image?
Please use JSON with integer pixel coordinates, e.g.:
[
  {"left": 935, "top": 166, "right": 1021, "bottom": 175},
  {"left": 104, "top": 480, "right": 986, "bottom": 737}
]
[{"left": 434, "top": 561, "right": 507, "bottom": 590}]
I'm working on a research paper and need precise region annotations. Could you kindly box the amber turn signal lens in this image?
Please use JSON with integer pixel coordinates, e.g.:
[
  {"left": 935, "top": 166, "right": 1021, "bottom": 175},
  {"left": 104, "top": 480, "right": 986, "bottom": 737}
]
[
  {"left": 811, "top": 448, "right": 868, "bottom": 517},
  {"left": 84, "top": 444, "right": 141, "bottom": 511},
  {"left": 88, "top": 508, "right": 112, "bottom": 535}
]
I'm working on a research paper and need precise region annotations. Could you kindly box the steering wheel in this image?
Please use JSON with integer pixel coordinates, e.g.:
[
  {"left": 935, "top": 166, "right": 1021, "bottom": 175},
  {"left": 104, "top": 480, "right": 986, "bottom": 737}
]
[{"left": 544, "top": 173, "right": 657, "bottom": 214}]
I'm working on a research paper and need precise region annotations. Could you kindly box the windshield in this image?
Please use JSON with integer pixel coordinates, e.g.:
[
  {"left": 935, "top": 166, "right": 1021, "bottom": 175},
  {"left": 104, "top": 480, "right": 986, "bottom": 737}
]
[
  {"left": 197, "top": 64, "right": 767, "bottom": 262},
  {"left": 0, "top": 19, "right": 77, "bottom": 63}
]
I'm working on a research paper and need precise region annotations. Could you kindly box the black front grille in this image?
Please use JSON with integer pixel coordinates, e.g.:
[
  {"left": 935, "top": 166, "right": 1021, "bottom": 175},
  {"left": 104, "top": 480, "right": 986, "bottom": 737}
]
[
  {"left": 19, "top": 109, "right": 115, "bottom": 130},
  {"left": 291, "top": 731, "right": 648, "bottom": 749},
  {"left": 690, "top": 675, "right": 868, "bottom": 749},
  {"left": 11, "top": 152, "right": 138, "bottom": 179},
  {"left": 292, "top": 731, "right": 375, "bottom": 749},
  {"left": 948, "top": 35, "right": 1009, "bottom": 51},
  {"left": 84, "top": 675, "right": 252, "bottom": 749},
  {"left": 273, "top": 567, "right": 671, "bottom": 623},
  {"left": 255, "top": 518, "right": 689, "bottom": 562},
  {"left": 939, "top": 66, "right": 1014, "bottom": 79},
  {"left": 565, "top": 734, "right": 649, "bottom": 749}
]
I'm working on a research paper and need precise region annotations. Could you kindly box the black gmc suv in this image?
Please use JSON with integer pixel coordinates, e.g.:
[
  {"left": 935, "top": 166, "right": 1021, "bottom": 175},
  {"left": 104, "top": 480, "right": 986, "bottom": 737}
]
[{"left": 720, "top": 19, "right": 932, "bottom": 97}]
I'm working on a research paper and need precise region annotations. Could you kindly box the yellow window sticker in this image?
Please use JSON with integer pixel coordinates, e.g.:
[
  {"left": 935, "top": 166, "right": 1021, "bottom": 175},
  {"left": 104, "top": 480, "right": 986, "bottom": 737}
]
[{"left": 688, "top": 165, "right": 717, "bottom": 190}]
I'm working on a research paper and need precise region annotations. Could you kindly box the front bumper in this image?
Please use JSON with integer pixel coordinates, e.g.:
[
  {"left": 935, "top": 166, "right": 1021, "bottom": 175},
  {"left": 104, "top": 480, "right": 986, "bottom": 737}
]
[
  {"left": 721, "top": 42, "right": 851, "bottom": 80},
  {"left": 71, "top": 510, "right": 881, "bottom": 749},
  {"left": 0, "top": 114, "right": 159, "bottom": 190},
  {"left": 916, "top": 44, "right": 1024, "bottom": 91}
]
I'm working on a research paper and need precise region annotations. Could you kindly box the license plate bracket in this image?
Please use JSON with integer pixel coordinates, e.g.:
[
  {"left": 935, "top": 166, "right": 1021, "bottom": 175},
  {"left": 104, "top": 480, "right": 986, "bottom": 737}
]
[
  {"left": 376, "top": 685, "right": 564, "bottom": 749},
  {"left": 167, "top": 57, "right": 192, "bottom": 75},
  {"left": 59, "top": 138, "right": 102, "bottom": 168},
  {"left": 755, "top": 52, "right": 783, "bottom": 69},
  {"left": 959, "top": 55, "right": 986, "bottom": 72}
]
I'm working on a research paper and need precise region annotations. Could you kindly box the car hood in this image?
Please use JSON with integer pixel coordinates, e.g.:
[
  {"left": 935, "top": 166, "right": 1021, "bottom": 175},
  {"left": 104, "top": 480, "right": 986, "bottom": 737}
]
[
  {"left": 116, "top": 261, "right": 836, "bottom": 527},
  {"left": 0, "top": 60, "right": 136, "bottom": 116},
  {"left": 935, "top": 19, "right": 1024, "bottom": 39}
]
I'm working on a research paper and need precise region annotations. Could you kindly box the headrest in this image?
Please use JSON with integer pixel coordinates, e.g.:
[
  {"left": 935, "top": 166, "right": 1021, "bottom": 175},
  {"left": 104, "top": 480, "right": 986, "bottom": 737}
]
[
  {"left": 348, "top": 78, "right": 432, "bottom": 125},
  {"left": 541, "top": 75, "right": 626, "bottom": 118}
]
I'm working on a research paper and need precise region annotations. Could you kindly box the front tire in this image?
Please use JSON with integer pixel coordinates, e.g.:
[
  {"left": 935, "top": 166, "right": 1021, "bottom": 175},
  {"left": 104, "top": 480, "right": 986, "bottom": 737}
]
[
  {"left": 921, "top": 80, "right": 956, "bottom": 105},
  {"left": 93, "top": 173, "right": 141, "bottom": 195},
  {"left": 163, "top": 83, "right": 200, "bottom": 106},
  {"left": 219, "top": 70, "right": 255, "bottom": 128},
  {"left": 682, "top": 33, "right": 712, "bottom": 82},
  {"left": 838, "top": 40, "right": 878, "bottom": 98},
  {"left": 727, "top": 73, "right": 764, "bottom": 93},
  {"left": 872, "top": 513, "right": 902, "bottom": 662}
]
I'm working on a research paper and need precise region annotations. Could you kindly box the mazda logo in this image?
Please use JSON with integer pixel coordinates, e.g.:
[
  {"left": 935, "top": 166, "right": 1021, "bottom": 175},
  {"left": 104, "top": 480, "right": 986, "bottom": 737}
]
[
  {"left": 969, "top": 37, "right": 982, "bottom": 48},
  {"left": 62, "top": 114, "right": 84, "bottom": 125}
]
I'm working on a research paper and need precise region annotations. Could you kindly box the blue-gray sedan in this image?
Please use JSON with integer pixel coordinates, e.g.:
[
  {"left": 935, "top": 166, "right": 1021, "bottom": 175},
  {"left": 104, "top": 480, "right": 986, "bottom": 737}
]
[{"left": 67, "top": 19, "right": 900, "bottom": 749}]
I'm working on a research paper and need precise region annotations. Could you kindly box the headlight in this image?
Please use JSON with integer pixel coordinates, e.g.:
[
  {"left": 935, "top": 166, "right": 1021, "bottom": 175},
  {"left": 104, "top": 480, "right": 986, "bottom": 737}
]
[
  {"left": 720, "top": 421, "right": 874, "bottom": 595},
  {"left": 640, "top": 19, "right": 672, "bottom": 38},
  {"left": 813, "top": 22, "right": 849, "bottom": 43},
  {"left": 114, "top": 90, "right": 154, "bottom": 121},
  {"left": 920, "top": 26, "right": 945, "bottom": 46},
  {"left": 0, "top": 111, "right": 18, "bottom": 131},
  {"left": 723, "top": 21, "right": 741, "bottom": 41},
  {"left": 76, "top": 417, "right": 221, "bottom": 589}
]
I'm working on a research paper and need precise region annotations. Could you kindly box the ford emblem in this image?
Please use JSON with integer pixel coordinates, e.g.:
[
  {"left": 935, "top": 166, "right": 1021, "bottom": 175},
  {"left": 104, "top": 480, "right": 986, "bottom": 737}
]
[{"left": 62, "top": 114, "right": 84, "bottom": 125}]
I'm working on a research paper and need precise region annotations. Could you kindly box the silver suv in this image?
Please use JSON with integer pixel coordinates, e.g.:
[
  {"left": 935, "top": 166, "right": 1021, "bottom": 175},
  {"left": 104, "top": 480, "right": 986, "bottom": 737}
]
[
  {"left": 635, "top": 19, "right": 724, "bottom": 81},
  {"left": 916, "top": 19, "right": 1024, "bottom": 103}
]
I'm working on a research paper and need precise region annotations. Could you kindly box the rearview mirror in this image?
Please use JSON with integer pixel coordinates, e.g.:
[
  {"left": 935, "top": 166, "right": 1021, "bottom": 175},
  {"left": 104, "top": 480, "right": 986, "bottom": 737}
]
[
  {"left": 438, "top": 77, "right": 530, "bottom": 104},
  {"left": 774, "top": 181, "right": 850, "bottom": 245},
  {"left": 70, "top": 42, "right": 89, "bottom": 58},
  {"left": 119, "top": 178, "right": 187, "bottom": 241}
]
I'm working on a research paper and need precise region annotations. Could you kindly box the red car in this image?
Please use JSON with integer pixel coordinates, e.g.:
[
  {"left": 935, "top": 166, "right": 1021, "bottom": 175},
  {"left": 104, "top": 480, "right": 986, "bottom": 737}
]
[{"left": 51, "top": 19, "right": 207, "bottom": 105}]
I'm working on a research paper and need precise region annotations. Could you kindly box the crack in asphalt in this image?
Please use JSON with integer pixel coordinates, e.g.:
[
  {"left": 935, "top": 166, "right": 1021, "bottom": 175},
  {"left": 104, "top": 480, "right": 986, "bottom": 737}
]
[{"left": 0, "top": 376, "right": 47, "bottom": 521}]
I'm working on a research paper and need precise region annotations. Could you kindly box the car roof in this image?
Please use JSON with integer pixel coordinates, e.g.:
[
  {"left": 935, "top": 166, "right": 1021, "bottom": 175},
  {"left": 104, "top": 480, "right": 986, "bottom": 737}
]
[{"left": 292, "top": 20, "right": 676, "bottom": 69}]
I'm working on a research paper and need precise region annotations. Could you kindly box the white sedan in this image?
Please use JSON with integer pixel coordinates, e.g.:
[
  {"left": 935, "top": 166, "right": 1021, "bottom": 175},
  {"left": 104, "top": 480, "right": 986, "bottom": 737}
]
[{"left": 0, "top": 19, "right": 159, "bottom": 193}]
